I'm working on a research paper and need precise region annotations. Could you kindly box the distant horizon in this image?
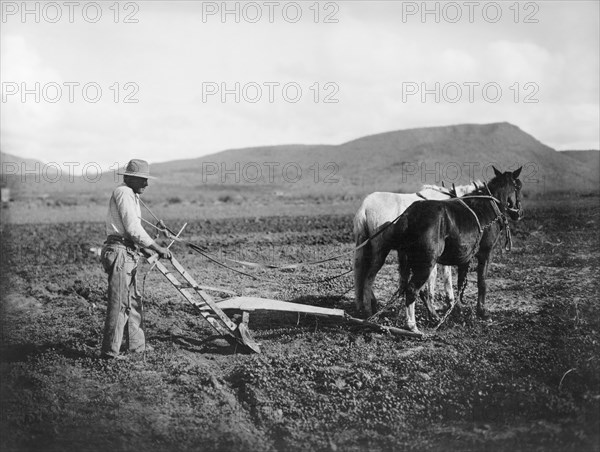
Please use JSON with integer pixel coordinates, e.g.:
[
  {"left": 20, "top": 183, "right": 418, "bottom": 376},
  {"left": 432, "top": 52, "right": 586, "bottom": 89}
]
[{"left": 1, "top": 121, "right": 598, "bottom": 171}]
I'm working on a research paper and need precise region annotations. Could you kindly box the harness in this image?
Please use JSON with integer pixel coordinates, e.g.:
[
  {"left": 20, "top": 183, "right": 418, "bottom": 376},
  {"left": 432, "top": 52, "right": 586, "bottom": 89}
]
[
  {"left": 452, "top": 189, "right": 513, "bottom": 251},
  {"left": 413, "top": 181, "right": 513, "bottom": 251},
  {"left": 455, "top": 198, "right": 483, "bottom": 232}
]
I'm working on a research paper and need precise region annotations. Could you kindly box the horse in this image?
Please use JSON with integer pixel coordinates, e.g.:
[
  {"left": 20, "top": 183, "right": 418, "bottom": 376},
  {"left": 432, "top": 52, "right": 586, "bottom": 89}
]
[
  {"left": 354, "top": 181, "right": 482, "bottom": 318},
  {"left": 384, "top": 166, "right": 524, "bottom": 333}
]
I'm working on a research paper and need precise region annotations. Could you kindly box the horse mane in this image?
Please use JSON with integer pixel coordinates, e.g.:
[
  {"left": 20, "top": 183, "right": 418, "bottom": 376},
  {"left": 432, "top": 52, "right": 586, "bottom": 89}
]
[
  {"left": 454, "top": 180, "right": 484, "bottom": 196},
  {"left": 420, "top": 183, "right": 451, "bottom": 195},
  {"left": 421, "top": 183, "right": 445, "bottom": 191},
  {"left": 420, "top": 180, "right": 484, "bottom": 197}
]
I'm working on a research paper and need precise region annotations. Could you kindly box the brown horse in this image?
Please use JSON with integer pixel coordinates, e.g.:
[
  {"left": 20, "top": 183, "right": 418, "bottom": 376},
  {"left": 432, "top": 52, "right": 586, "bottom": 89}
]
[{"left": 383, "top": 167, "right": 524, "bottom": 332}]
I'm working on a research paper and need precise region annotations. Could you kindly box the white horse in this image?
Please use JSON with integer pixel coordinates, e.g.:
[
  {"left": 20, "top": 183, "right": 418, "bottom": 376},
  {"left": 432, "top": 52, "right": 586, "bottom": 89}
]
[{"left": 354, "top": 182, "right": 482, "bottom": 318}]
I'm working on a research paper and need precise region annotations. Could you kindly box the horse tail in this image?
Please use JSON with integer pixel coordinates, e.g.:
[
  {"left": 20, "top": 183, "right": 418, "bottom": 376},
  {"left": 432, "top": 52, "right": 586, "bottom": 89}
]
[{"left": 353, "top": 203, "right": 371, "bottom": 311}]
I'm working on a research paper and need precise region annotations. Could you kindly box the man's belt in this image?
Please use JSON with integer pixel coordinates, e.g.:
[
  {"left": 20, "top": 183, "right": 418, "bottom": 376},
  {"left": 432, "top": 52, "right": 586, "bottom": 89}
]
[{"left": 105, "top": 235, "right": 137, "bottom": 249}]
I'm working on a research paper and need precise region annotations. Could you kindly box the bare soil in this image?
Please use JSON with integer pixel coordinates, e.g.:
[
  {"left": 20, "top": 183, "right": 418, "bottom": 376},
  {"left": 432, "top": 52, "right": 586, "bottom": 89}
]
[{"left": 0, "top": 197, "right": 598, "bottom": 451}]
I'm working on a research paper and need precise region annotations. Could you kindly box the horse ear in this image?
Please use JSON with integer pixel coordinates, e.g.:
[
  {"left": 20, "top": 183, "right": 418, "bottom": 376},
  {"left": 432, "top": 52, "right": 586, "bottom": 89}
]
[
  {"left": 513, "top": 166, "right": 522, "bottom": 179},
  {"left": 492, "top": 166, "right": 502, "bottom": 178}
]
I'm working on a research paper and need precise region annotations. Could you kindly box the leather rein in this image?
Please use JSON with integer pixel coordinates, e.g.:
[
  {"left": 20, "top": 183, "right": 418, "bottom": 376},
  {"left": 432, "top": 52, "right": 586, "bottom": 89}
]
[{"left": 453, "top": 187, "right": 513, "bottom": 251}]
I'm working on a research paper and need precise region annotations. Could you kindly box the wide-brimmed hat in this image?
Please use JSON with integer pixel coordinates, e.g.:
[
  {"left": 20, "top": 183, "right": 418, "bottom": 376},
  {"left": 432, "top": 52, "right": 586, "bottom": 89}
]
[{"left": 117, "top": 159, "right": 156, "bottom": 179}]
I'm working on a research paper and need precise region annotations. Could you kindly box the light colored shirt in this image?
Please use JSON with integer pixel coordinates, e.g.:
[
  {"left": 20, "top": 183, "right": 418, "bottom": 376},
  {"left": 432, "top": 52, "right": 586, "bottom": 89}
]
[{"left": 105, "top": 183, "right": 155, "bottom": 247}]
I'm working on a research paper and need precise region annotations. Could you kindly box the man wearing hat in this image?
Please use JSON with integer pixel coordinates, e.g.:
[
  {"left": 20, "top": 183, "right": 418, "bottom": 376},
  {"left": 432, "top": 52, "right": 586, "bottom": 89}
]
[{"left": 100, "top": 159, "right": 172, "bottom": 359}]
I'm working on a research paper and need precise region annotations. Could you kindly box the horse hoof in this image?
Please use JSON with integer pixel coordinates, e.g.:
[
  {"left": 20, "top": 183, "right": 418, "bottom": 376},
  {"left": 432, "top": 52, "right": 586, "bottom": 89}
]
[
  {"left": 407, "top": 324, "right": 421, "bottom": 334},
  {"left": 477, "top": 309, "right": 490, "bottom": 320}
]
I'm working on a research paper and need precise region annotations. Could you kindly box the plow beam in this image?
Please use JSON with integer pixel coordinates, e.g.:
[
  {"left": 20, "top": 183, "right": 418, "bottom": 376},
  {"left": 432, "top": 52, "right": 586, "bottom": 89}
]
[
  {"left": 216, "top": 297, "right": 346, "bottom": 318},
  {"left": 216, "top": 297, "right": 423, "bottom": 339},
  {"left": 150, "top": 259, "right": 421, "bottom": 354}
]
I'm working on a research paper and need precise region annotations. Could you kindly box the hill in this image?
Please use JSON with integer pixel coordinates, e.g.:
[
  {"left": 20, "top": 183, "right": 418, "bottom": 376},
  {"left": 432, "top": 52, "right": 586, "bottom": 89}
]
[
  {"left": 150, "top": 122, "right": 599, "bottom": 197},
  {"left": 561, "top": 150, "right": 600, "bottom": 168},
  {"left": 0, "top": 151, "right": 84, "bottom": 201},
  {"left": 2, "top": 123, "right": 598, "bottom": 206},
  {"left": 1, "top": 151, "right": 47, "bottom": 170}
]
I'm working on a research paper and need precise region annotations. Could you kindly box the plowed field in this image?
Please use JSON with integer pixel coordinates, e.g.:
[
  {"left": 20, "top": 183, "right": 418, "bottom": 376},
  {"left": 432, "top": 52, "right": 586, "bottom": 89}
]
[{"left": 1, "top": 197, "right": 598, "bottom": 451}]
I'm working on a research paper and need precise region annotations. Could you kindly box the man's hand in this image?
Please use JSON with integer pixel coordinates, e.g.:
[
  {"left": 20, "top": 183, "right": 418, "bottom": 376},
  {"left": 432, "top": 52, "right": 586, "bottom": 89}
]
[
  {"left": 157, "top": 246, "right": 172, "bottom": 260},
  {"left": 146, "top": 242, "right": 172, "bottom": 260}
]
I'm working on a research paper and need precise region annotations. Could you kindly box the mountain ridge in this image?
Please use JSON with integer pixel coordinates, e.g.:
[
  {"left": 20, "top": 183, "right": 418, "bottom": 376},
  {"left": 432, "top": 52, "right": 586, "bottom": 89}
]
[
  {"left": 149, "top": 122, "right": 597, "bottom": 194},
  {"left": 2, "top": 122, "right": 598, "bottom": 200}
]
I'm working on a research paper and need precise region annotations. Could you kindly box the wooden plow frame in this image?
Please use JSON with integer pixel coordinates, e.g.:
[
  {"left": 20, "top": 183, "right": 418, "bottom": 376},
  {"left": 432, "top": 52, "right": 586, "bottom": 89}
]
[
  {"left": 147, "top": 253, "right": 262, "bottom": 353},
  {"left": 147, "top": 254, "right": 423, "bottom": 354},
  {"left": 143, "top": 221, "right": 422, "bottom": 354}
]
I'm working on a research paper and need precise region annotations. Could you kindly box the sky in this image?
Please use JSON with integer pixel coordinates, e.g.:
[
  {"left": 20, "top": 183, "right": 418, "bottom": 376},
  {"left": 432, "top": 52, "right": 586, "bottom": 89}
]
[{"left": 1, "top": 0, "right": 599, "bottom": 171}]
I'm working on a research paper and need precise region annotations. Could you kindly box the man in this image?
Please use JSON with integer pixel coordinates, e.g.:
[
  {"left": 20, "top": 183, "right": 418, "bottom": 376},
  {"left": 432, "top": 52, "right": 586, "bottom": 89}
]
[{"left": 100, "top": 159, "right": 172, "bottom": 359}]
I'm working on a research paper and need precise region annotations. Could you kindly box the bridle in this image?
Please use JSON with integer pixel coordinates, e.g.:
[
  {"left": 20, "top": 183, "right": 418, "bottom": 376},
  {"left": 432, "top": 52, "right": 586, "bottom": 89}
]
[{"left": 484, "top": 179, "right": 523, "bottom": 251}]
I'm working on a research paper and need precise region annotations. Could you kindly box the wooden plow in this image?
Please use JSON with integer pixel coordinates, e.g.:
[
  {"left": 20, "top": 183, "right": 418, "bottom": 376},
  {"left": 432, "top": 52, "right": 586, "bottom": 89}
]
[
  {"left": 144, "top": 221, "right": 422, "bottom": 354},
  {"left": 147, "top": 253, "right": 423, "bottom": 354},
  {"left": 147, "top": 253, "right": 262, "bottom": 353}
]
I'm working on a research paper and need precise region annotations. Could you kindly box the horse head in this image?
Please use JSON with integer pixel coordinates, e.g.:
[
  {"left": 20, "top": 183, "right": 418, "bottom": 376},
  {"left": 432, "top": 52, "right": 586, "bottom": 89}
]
[{"left": 490, "top": 166, "right": 524, "bottom": 221}]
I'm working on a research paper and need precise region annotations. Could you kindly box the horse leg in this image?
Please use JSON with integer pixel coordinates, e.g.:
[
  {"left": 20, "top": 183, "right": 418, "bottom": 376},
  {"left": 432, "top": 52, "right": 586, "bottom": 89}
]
[
  {"left": 353, "top": 242, "right": 368, "bottom": 313},
  {"left": 405, "top": 265, "right": 435, "bottom": 333},
  {"left": 441, "top": 265, "right": 455, "bottom": 309},
  {"left": 422, "top": 265, "right": 440, "bottom": 322},
  {"left": 398, "top": 251, "right": 409, "bottom": 297},
  {"left": 476, "top": 258, "right": 491, "bottom": 320},
  {"left": 455, "top": 264, "right": 469, "bottom": 316},
  {"left": 363, "top": 243, "right": 389, "bottom": 316},
  {"left": 356, "top": 232, "right": 394, "bottom": 316}
]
